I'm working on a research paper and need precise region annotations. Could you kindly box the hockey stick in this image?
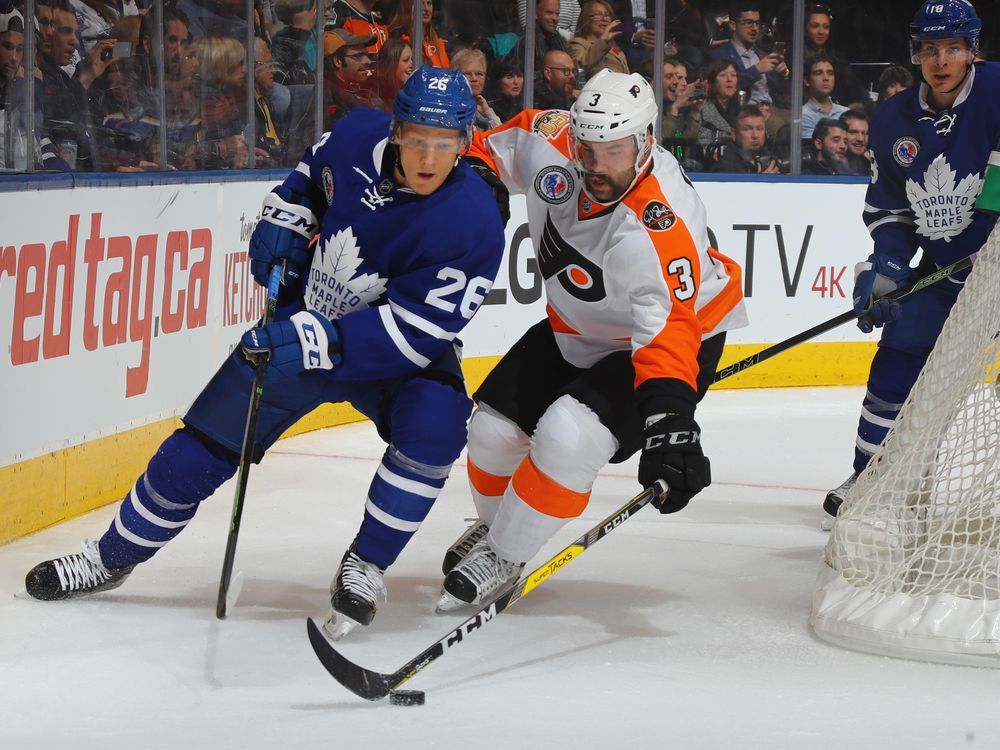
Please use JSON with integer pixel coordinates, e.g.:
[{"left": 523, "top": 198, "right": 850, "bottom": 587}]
[
  {"left": 306, "top": 479, "right": 668, "bottom": 700},
  {"left": 215, "top": 264, "right": 283, "bottom": 620},
  {"left": 714, "top": 254, "right": 975, "bottom": 383}
]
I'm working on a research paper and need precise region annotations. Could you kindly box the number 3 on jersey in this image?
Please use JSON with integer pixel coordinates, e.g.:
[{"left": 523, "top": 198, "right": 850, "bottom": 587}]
[
  {"left": 667, "top": 258, "right": 696, "bottom": 301},
  {"left": 425, "top": 267, "right": 493, "bottom": 319}
]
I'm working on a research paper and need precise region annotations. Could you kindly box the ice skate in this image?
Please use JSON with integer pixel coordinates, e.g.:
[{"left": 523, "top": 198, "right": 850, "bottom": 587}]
[
  {"left": 822, "top": 473, "right": 857, "bottom": 531},
  {"left": 436, "top": 538, "right": 524, "bottom": 613},
  {"left": 441, "top": 519, "right": 489, "bottom": 575},
  {"left": 322, "top": 546, "right": 386, "bottom": 640},
  {"left": 24, "top": 540, "right": 134, "bottom": 601}
]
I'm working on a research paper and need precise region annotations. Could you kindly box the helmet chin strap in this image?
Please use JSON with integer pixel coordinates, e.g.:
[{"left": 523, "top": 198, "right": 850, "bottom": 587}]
[{"left": 941, "top": 63, "right": 972, "bottom": 95}]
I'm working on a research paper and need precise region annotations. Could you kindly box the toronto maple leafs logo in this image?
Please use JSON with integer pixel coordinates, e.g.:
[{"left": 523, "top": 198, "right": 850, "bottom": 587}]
[
  {"left": 304, "top": 227, "right": 388, "bottom": 320},
  {"left": 905, "top": 155, "right": 982, "bottom": 243}
]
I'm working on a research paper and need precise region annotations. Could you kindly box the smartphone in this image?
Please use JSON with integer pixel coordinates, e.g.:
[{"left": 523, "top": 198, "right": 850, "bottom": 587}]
[
  {"left": 772, "top": 41, "right": 787, "bottom": 56},
  {"left": 101, "top": 41, "right": 133, "bottom": 61}
]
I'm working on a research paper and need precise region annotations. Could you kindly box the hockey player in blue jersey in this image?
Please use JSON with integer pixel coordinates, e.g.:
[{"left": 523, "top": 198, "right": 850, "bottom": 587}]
[
  {"left": 823, "top": 0, "right": 1000, "bottom": 526},
  {"left": 24, "top": 67, "right": 507, "bottom": 639}
]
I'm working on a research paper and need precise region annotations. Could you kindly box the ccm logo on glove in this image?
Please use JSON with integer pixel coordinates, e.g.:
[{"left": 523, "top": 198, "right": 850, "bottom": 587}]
[{"left": 644, "top": 429, "right": 700, "bottom": 450}]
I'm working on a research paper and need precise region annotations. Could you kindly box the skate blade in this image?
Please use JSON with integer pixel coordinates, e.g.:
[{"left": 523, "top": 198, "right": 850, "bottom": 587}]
[
  {"left": 435, "top": 590, "right": 473, "bottom": 614},
  {"left": 322, "top": 610, "right": 363, "bottom": 641}
]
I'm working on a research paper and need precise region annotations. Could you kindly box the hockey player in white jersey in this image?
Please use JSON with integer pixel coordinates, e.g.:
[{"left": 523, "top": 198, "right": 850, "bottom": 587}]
[
  {"left": 823, "top": 0, "right": 1000, "bottom": 527},
  {"left": 437, "top": 70, "right": 748, "bottom": 609}
]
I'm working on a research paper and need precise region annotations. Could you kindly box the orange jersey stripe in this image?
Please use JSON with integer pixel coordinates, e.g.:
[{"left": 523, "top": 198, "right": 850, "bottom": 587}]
[
  {"left": 467, "top": 458, "right": 511, "bottom": 497},
  {"left": 546, "top": 304, "right": 580, "bottom": 335},
  {"left": 622, "top": 176, "right": 704, "bottom": 391},
  {"left": 698, "top": 249, "right": 744, "bottom": 332},
  {"left": 511, "top": 456, "right": 590, "bottom": 518},
  {"left": 470, "top": 109, "right": 573, "bottom": 174}
]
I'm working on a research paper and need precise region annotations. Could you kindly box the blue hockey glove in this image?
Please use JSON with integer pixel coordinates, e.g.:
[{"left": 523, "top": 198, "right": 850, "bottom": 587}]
[
  {"left": 241, "top": 311, "right": 342, "bottom": 378},
  {"left": 638, "top": 413, "right": 711, "bottom": 514},
  {"left": 852, "top": 254, "right": 910, "bottom": 333},
  {"left": 249, "top": 187, "right": 319, "bottom": 289}
]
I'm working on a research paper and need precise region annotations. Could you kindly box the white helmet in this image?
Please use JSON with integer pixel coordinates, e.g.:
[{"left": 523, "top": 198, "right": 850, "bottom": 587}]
[{"left": 569, "top": 69, "right": 658, "bottom": 179}]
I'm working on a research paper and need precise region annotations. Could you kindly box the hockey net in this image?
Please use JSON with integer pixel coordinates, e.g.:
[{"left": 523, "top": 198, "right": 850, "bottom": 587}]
[{"left": 811, "top": 227, "right": 1000, "bottom": 667}]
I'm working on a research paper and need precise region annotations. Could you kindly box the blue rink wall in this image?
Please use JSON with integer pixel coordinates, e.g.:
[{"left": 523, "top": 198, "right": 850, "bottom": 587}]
[{"left": 0, "top": 170, "right": 875, "bottom": 544}]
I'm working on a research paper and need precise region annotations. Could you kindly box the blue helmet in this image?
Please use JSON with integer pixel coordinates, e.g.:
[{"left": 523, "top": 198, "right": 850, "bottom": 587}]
[
  {"left": 392, "top": 66, "right": 476, "bottom": 140},
  {"left": 910, "top": 0, "right": 981, "bottom": 62}
]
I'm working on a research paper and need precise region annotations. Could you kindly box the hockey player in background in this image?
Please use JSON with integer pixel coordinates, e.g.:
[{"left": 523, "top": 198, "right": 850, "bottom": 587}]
[
  {"left": 24, "top": 67, "right": 507, "bottom": 639},
  {"left": 436, "top": 70, "right": 748, "bottom": 609},
  {"left": 823, "top": 0, "right": 1000, "bottom": 527}
]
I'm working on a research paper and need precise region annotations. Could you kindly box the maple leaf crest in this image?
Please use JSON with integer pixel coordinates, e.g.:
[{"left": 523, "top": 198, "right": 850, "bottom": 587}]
[
  {"left": 316, "top": 227, "right": 388, "bottom": 304},
  {"left": 905, "top": 155, "right": 981, "bottom": 243}
]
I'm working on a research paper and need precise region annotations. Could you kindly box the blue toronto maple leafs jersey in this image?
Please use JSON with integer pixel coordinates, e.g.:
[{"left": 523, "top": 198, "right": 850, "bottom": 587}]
[
  {"left": 278, "top": 108, "right": 505, "bottom": 381},
  {"left": 864, "top": 62, "right": 1000, "bottom": 277}
]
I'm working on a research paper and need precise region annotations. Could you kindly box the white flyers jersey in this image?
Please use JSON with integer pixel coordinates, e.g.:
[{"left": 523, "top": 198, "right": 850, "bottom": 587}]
[{"left": 470, "top": 109, "right": 748, "bottom": 394}]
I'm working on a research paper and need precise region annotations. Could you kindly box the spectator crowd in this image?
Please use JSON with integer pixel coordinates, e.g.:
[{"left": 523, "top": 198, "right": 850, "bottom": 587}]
[{"left": 0, "top": 0, "right": 996, "bottom": 174}]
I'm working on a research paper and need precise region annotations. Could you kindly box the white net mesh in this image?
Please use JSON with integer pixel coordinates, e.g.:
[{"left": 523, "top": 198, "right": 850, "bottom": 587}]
[{"left": 811, "top": 228, "right": 1000, "bottom": 666}]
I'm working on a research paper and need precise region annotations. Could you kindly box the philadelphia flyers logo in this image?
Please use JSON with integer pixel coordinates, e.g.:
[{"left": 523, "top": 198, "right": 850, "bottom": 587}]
[{"left": 537, "top": 212, "right": 606, "bottom": 302}]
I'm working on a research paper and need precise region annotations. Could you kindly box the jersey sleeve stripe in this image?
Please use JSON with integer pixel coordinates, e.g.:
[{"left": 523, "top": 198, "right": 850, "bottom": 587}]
[
  {"left": 295, "top": 161, "right": 310, "bottom": 177},
  {"left": 866, "top": 214, "right": 916, "bottom": 232},
  {"left": 510, "top": 456, "right": 590, "bottom": 518},
  {"left": 378, "top": 306, "right": 432, "bottom": 368},
  {"left": 389, "top": 300, "right": 457, "bottom": 340},
  {"left": 697, "top": 249, "right": 744, "bottom": 333}
]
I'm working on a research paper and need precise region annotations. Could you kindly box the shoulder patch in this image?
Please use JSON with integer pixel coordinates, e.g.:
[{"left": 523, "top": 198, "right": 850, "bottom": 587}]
[
  {"left": 533, "top": 110, "right": 570, "bottom": 139},
  {"left": 322, "top": 166, "right": 336, "bottom": 205},
  {"left": 641, "top": 200, "right": 676, "bottom": 231},
  {"left": 892, "top": 137, "right": 919, "bottom": 167},
  {"left": 534, "top": 165, "right": 574, "bottom": 204}
]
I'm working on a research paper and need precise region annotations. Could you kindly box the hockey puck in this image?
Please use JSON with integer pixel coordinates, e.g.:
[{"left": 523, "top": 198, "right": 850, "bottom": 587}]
[{"left": 388, "top": 689, "right": 425, "bottom": 706}]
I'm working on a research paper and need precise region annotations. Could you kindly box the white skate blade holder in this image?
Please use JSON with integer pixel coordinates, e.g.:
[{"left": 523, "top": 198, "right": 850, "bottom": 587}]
[
  {"left": 434, "top": 590, "right": 472, "bottom": 614},
  {"left": 322, "top": 610, "right": 362, "bottom": 641}
]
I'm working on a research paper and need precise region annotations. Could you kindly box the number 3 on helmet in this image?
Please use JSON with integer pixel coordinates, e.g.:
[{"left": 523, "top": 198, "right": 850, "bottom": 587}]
[{"left": 568, "top": 70, "right": 659, "bottom": 182}]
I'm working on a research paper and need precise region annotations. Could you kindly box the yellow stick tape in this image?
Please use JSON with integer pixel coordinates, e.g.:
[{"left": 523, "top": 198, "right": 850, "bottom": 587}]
[{"left": 0, "top": 343, "right": 876, "bottom": 545}]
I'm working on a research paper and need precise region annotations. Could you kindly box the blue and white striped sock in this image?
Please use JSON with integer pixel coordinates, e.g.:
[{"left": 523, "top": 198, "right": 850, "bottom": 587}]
[
  {"left": 355, "top": 446, "right": 451, "bottom": 569},
  {"left": 99, "top": 473, "right": 198, "bottom": 568},
  {"left": 853, "top": 389, "right": 905, "bottom": 474}
]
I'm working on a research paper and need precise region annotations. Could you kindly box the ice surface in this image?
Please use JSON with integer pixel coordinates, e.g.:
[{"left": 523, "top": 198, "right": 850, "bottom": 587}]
[{"left": 2, "top": 387, "right": 998, "bottom": 749}]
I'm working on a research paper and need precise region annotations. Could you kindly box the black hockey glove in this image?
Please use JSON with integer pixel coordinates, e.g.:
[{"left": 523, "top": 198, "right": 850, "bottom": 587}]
[
  {"left": 638, "top": 414, "right": 711, "bottom": 514},
  {"left": 464, "top": 156, "right": 511, "bottom": 227}
]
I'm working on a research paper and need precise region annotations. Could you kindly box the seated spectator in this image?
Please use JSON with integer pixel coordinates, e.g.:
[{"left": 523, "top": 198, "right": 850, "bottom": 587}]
[
  {"left": 516, "top": 0, "right": 579, "bottom": 40},
  {"left": 0, "top": 6, "right": 69, "bottom": 170},
  {"left": 253, "top": 36, "right": 286, "bottom": 166},
  {"left": 191, "top": 35, "right": 249, "bottom": 168},
  {"left": 374, "top": 35, "right": 412, "bottom": 108},
  {"left": 40, "top": 0, "right": 115, "bottom": 169},
  {"left": 534, "top": 48, "right": 577, "bottom": 110},
  {"left": 89, "top": 58, "right": 155, "bottom": 170},
  {"left": 322, "top": 27, "right": 381, "bottom": 127},
  {"left": 712, "top": 103, "right": 779, "bottom": 174},
  {"left": 697, "top": 57, "right": 740, "bottom": 148},
  {"left": 841, "top": 107, "right": 871, "bottom": 177},
  {"left": 568, "top": 1, "right": 628, "bottom": 79},
  {"left": 451, "top": 47, "right": 499, "bottom": 130},
  {"left": 511, "top": 0, "right": 569, "bottom": 77},
  {"left": 708, "top": 2, "right": 788, "bottom": 108},
  {"left": 661, "top": 56, "right": 700, "bottom": 142},
  {"left": 802, "top": 116, "right": 853, "bottom": 175},
  {"left": 328, "top": 0, "right": 388, "bottom": 57},
  {"left": 389, "top": 0, "right": 449, "bottom": 68},
  {"left": 271, "top": 0, "right": 318, "bottom": 85},
  {"left": 69, "top": 0, "right": 141, "bottom": 57},
  {"left": 484, "top": 52, "right": 523, "bottom": 123},
  {"left": 802, "top": 3, "right": 867, "bottom": 110},
  {"left": 801, "top": 54, "right": 848, "bottom": 139},
  {"left": 875, "top": 64, "right": 913, "bottom": 106}
]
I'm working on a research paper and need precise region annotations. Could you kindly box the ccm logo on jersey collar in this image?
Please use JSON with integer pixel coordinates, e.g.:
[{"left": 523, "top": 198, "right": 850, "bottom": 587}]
[
  {"left": 534, "top": 166, "right": 574, "bottom": 204},
  {"left": 893, "top": 137, "right": 920, "bottom": 167},
  {"left": 642, "top": 201, "right": 676, "bottom": 231}
]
